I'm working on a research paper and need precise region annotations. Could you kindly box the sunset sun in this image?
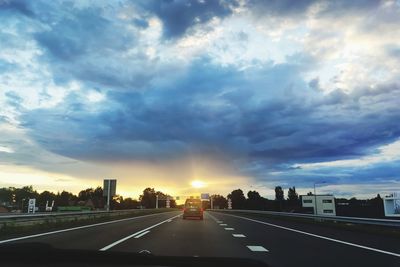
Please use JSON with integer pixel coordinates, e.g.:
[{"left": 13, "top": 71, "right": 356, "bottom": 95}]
[{"left": 191, "top": 180, "right": 206, "bottom": 189}]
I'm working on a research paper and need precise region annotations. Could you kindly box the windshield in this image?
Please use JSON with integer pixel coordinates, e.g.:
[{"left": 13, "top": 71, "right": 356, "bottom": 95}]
[{"left": 1, "top": 1, "right": 400, "bottom": 267}]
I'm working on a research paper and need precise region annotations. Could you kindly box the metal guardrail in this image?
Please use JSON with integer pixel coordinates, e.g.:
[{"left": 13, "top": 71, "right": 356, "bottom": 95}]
[
  {"left": 211, "top": 209, "right": 400, "bottom": 227},
  {"left": 0, "top": 209, "right": 130, "bottom": 220}
]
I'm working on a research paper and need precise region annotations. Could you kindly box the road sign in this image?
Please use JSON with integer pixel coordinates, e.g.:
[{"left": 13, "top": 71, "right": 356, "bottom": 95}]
[
  {"left": 28, "top": 198, "right": 36, "bottom": 213},
  {"left": 228, "top": 198, "right": 232, "bottom": 209},
  {"left": 103, "top": 179, "right": 117, "bottom": 197},
  {"left": 103, "top": 179, "right": 117, "bottom": 211},
  {"left": 201, "top": 193, "right": 210, "bottom": 200}
]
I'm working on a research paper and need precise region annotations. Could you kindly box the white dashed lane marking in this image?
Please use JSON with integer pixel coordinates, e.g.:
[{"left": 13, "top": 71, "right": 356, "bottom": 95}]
[
  {"left": 224, "top": 228, "right": 235, "bottom": 230},
  {"left": 232, "top": 234, "right": 246, "bottom": 237},
  {"left": 247, "top": 246, "right": 269, "bottom": 252},
  {"left": 220, "top": 223, "right": 227, "bottom": 226},
  {"left": 134, "top": 231, "right": 150, "bottom": 238}
]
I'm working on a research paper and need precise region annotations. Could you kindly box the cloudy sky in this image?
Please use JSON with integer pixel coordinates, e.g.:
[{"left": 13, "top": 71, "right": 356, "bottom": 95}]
[{"left": 1, "top": 0, "right": 400, "bottom": 199}]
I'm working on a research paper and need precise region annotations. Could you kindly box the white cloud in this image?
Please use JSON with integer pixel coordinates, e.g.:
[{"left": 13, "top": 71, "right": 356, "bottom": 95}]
[{"left": 0, "top": 146, "right": 14, "bottom": 153}]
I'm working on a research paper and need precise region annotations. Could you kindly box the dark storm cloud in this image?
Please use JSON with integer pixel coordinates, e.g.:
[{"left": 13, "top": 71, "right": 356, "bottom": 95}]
[
  {"left": 20, "top": 56, "right": 400, "bottom": 167},
  {"left": 137, "top": 0, "right": 237, "bottom": 38},
  {"left": 0, "top": 0, "right": 34, "bottom": 17},
  {"left": 3, "top": 0, "right": 400, "bottom": 190}
]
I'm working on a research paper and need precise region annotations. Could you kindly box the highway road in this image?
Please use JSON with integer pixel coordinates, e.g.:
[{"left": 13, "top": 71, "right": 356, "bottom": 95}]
[{"left": 1, "top": 210, "right": 399, "bottom": 267}]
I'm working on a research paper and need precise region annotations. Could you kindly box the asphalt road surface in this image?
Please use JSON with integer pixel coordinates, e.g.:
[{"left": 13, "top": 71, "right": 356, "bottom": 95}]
[{"left": 1, "top": 210, "right": 399, "bottom": 267}]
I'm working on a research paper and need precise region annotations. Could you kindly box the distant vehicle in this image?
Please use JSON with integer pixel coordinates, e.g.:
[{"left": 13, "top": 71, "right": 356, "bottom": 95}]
[{"left": 183, "top": 199, "right": 203, "bottom": 220}]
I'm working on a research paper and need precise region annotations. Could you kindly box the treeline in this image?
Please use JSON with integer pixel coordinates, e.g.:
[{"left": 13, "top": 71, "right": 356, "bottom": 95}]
[
  {"left": 0, "top": 185, "right": 385, "bottom": 217},
  {"left": 208, "top": 187, "right": 303, "bottom": 212},
  {"left": 209, "top": 187, "right": 385, "bottom": 218},
  {"left": 0, "top": 186, "right": 176, "bottom": 211}
]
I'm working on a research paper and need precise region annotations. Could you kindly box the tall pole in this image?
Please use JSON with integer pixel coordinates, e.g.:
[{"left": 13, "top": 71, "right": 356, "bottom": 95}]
[
  {"left": 107, "top": 179, "right": 111, "bottom": 212},
  {"left": 210, "top": 196, "right": 213, "bottom": 209},
  {"left": 156, "top": 195, "right": 158, "bottom": 209},
  {"left": 314, "top": 183, "right": 317, "bottom": 215}
]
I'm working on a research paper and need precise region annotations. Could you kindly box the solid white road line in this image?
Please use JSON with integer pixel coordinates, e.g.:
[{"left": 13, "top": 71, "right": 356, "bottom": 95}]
[
  {"left": 224, "top": 227, "right": 235, "bottom": 230},
  {"left": 215, "top": 212, "right": 400, "bottom": 258},
  {"left": 0, "top": 211, "right": 179, "bottom": 244},
  {"left": 232, "top": 234, "right": 246, "bottom": 237},
  {"left": 134, "top": 231, "right": 150, "bottom": 239},
  {"left": 99, "top": 214, "right": 180, "bottom": 251},
  {"left": 247, "top": 245, "right": 269, "bottom": 252}
]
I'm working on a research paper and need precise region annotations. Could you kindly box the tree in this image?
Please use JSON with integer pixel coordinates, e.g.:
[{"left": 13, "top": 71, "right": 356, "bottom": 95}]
[
  {"left": 287, "top": 187, "right": 299, "bottom": 202},
  {"left": 246, "top": 190, "right": 265, "bottom": 210},
  {"left": 275, "top": 186, "right": 284, "bottom": 211},
  {"left": 211, "top": 194, "right": 228, "bottom": 209},
  {"left": 275, "top": 186, "right": 284, "bottom": 201},
  {"left": 14, "top": 186, "right": 39, "bottom": 209},
  {"left": 0, "top": 188, "right": 13, "bottom": 205},
  {"left": 119, "top": 197, "right": 140, "bottom": 209},
  {"left": 139, "top": 188, "right": 156, "bottom": 208},
  {"left": 227, "top": 189, "right": 246, "bottom": 209},
  {"left": 56, "top": 191, "right": 76, "bottom": 206},
  {"left": 78, "top": 187, "right": 104, "bottom": 208},
  {"left": 37, "top": 191, "right": 56, "bottom": 207}
]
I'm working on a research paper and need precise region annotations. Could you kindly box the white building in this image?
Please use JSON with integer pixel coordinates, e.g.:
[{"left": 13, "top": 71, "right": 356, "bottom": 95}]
[
  {"left": 383, "top": 192, "right": 400, "bottom": 217},
  {"left": 301, "top": 195, "right": 336, "bottom": 216}
]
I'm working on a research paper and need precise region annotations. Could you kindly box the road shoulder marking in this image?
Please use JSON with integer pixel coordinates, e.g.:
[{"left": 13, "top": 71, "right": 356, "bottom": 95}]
[{"left": 214, "top": 212, "right": 400, "bottom": 258}]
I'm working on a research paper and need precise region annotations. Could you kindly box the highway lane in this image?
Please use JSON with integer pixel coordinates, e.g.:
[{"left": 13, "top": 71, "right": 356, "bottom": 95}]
[
  {"left": 1, "top": 209, "right": 399, "bottom": 266},
  {"left": 2, "top": 211, "right": 181, "bottom": 250},
  {"left": 106, "top": 211, "right": 258, "bottom": 259},
  {"left": 208, "top": 211, "right": 400, "bottom": 267}
]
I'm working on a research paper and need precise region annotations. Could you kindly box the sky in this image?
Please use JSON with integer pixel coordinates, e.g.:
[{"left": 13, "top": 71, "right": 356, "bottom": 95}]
[{"left": 1, "top": 0, "right": 400, "bottom": 200}]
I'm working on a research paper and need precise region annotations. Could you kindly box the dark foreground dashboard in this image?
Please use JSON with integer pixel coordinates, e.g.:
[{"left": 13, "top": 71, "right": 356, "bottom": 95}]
[{"left": 0, "top": 243, "right": 269, "bottom": 267}]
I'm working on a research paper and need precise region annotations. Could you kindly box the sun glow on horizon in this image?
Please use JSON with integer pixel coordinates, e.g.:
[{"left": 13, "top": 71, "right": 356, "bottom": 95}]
[{"left": 191, "top": 180, "right": 206, "bottom": 188}]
